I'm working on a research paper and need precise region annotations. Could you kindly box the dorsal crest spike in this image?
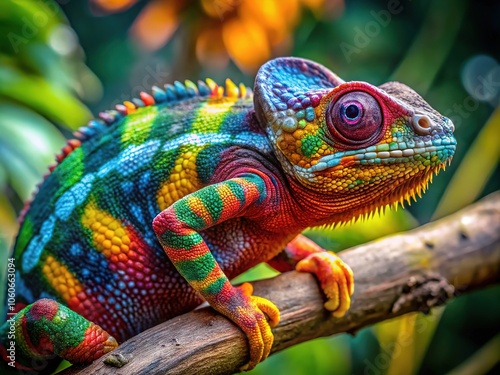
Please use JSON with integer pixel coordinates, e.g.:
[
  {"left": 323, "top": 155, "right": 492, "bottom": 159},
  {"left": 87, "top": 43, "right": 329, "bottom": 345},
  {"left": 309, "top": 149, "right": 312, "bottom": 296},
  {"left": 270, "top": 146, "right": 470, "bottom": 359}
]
[
  {"left": 152, "top": 85, "right": 167, "bottom": 102},
  {"left": 98, "top": 111, "right": 116, "bottom": 124},
  {"left": 173, "top": 81, "right": 188, "bottom": 98},
  {"left": 115, "top": 104, "right": 128, "bottom": 115},
  {"left": 123, "top": 101, "right": 136, "bottom": 114},
  {"left": 205, "top": 78, "right": 218, "bottom": 91},
  {"left": 54, "top": 138, "right": 81, "bottom": 163},
  {"left": 132, "top": 98, "right": 145, "bottom": 108},
  {"left": 203, "top": 78, "right": 222, "bottom": 98},
  {"left": 140, "top": 91, "right": 155, "bottom": 106},
  {"left": 225, "top": 78, "right": 238, "bottom": 98},
  {"left": 184, "top": 80, "right": 199, "bottom": 96},
  {"left": 197, "top": 80, "right": 210, "bottom": 96},
  {"left": 72, "top": 76, "right": 253, "bottom": 152},
  {"left": 164, "top": 84, "right": 177, "bottom": 100}
]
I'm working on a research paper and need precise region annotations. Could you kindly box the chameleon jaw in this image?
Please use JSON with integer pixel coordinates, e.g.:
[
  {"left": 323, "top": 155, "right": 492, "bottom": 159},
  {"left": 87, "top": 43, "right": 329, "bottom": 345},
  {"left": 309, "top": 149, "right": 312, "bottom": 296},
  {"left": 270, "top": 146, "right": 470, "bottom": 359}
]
[{"left": 298, "top": 138, "right": 457, "bottom": 174}]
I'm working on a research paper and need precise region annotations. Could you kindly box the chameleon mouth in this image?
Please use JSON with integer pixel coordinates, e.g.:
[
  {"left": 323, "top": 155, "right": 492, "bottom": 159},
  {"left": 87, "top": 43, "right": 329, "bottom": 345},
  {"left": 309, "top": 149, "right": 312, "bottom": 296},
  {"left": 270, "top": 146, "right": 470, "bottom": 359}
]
[{"left": 300, "top": 138, "right": 456, "bottom": 173}]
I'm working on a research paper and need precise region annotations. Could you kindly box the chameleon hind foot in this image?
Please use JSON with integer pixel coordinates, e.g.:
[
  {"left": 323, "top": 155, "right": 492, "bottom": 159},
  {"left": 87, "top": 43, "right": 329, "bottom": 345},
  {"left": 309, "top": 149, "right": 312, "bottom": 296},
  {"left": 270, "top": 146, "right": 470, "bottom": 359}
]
[{"left": 296, "top": 252, "right": 354, "bottom": 318}]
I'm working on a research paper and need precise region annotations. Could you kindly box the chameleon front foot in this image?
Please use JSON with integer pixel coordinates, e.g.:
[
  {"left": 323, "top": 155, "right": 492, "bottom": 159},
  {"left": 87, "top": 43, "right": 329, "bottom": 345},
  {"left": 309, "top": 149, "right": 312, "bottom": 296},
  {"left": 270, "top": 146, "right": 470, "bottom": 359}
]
[
  {"left": 296, "top": 252, "right": 354, "bottom": 318},
  {"left": 214, "top": 282, "right": 280, "bottom": 371}
]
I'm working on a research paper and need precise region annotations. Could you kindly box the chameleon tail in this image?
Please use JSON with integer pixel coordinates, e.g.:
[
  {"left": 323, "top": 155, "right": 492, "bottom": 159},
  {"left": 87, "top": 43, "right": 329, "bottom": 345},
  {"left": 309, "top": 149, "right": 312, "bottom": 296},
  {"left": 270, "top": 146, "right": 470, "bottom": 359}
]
[{"left": 0, "top": 299, "right": 117, "bottom": 372}]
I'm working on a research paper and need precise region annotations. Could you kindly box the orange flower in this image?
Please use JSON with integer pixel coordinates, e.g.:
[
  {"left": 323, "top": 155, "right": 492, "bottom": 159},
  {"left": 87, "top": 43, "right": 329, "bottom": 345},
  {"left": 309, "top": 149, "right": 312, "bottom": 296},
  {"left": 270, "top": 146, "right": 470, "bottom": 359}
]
[
  {"left": 90, "top": 0, "right": 344, "bottom": 72},
  {"left": 90, "top": 0, "right": 138, "bottom": 13}
]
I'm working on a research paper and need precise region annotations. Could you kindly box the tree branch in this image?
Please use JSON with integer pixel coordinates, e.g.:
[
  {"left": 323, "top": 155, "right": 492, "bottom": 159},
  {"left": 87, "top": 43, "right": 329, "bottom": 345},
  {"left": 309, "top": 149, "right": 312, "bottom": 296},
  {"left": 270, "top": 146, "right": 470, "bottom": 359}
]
[{"left": 62, "top": 191, "right": 500, "bottom": 375}]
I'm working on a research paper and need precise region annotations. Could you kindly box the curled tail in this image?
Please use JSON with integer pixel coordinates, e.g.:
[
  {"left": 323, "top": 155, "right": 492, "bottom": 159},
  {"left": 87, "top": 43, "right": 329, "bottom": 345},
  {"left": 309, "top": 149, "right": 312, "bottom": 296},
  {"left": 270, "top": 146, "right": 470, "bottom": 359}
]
[{"left": 1, "top": 299, "right": 117, "bottom": 373}]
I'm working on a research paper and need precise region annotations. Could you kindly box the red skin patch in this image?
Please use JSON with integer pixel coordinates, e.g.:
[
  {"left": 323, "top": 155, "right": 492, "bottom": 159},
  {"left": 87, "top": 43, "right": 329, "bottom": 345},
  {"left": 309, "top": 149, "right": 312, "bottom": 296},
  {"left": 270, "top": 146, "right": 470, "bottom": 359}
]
[
  {"left": 27, "top": 299, "right": 59, "bottom": 321},
  {"left": 61, "top": 324, "right": 117, "bottom": 363}
]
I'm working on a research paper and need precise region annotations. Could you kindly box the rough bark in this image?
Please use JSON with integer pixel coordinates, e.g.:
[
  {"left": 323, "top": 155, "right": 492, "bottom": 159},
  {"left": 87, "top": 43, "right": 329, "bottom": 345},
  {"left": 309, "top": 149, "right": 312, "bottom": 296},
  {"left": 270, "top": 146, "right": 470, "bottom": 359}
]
[{"left": 62, "top": 191, "right": 500, "bottom": 375}]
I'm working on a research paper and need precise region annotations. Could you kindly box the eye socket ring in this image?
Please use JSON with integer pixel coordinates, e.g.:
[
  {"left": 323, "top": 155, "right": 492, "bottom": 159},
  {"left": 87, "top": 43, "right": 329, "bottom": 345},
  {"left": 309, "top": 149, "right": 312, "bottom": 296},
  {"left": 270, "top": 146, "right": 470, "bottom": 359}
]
[{"left": 326, "top": 91, "right": 383, "bottom": 148}]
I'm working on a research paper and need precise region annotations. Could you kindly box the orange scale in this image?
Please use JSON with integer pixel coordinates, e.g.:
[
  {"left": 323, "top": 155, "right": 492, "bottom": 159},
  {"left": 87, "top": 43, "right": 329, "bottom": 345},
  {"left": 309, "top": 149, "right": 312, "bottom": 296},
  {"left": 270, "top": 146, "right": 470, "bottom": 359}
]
[
  {"left": 95, "top": 235, "right": 105, "bottom": 249},
  {"left": 68, "top": 296, "right": 81, "bottom": 307},
  {"left": 111, "top": 237, "right": 122, "bottom": 246},
  {"left": 110, "top": 245, "right": 121, "bottom": 255}
]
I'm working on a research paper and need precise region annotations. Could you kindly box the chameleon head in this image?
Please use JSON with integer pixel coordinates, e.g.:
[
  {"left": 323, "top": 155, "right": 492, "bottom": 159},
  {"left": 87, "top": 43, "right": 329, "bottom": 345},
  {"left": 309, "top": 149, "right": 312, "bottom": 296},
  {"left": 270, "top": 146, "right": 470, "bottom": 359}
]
[{"left": 254, "top": 57, "right": 456, "bottom": 217}]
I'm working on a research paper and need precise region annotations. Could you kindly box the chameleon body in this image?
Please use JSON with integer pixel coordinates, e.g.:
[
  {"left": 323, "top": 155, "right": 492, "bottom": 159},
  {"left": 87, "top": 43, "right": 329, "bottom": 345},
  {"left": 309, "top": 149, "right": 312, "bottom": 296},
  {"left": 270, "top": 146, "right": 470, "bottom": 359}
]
[{"left": 0, "top": 57, "right": 456, "bottom": 372}]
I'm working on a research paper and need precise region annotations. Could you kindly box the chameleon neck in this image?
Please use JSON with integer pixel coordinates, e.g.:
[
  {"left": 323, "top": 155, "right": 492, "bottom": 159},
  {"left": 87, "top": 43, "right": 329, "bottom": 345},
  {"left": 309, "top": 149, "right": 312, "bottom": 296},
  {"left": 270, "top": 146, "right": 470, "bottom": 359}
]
[{"left": 284, "top": 168, "right": 431, "bottom": 228}]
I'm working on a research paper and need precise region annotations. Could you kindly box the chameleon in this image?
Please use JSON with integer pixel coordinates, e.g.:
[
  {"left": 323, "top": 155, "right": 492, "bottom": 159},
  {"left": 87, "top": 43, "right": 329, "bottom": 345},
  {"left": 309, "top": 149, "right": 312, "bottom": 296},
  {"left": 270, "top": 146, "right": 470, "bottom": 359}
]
[{"left": 0, "top": 57, "right": 456, "bottom": 373}]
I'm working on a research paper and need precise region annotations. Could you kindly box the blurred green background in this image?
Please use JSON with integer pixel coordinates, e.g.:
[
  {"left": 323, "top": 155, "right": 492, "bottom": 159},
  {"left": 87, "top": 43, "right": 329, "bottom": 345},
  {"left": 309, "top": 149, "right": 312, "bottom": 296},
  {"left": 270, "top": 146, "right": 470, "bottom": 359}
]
[{"left": 0, "top": 0, "right": 499, "bottom": 374}]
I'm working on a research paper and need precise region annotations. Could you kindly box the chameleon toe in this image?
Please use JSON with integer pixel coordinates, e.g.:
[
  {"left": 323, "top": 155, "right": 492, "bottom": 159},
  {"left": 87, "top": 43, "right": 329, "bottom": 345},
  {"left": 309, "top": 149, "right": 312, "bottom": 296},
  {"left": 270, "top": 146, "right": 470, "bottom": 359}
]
[{"left": 296, "top": 252, "right": 353, "bottom": 318}]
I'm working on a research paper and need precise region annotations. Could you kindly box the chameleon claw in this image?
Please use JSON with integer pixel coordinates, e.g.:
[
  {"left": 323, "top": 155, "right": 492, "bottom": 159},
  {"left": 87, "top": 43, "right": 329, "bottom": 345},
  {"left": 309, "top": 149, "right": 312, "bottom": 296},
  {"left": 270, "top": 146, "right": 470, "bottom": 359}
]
[
  {"left": 215, "top": 282, "right": 280, "bottom": 371},
  {"left": 103, "top": 336, "right": 119, "bottom": 353},
  {"left": 236, "top": 282, "right": 280, "bottom": 370},
  {"left": 296, "top": 252, "right": 354, "bottom": 318}
]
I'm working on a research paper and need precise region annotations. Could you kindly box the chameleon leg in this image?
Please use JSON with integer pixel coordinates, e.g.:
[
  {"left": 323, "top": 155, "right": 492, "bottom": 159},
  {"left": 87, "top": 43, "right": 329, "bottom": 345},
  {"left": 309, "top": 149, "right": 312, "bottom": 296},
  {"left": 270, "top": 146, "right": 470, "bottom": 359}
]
[
  {"left": 0, "top": 299, "right": 117, "bottom": 371},
  {"left": 153, "top": 174, "right": 280, "bottom": 371},
  {"left": 268, "top": 234, "right": 354, "bottom": 318}
]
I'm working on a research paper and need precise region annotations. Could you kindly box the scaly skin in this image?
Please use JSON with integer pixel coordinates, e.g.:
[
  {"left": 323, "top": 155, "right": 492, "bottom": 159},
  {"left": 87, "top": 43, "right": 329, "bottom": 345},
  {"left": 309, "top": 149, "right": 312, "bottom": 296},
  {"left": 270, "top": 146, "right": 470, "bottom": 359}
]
[{"left": 1, "top": 57, "right": 455, "bottom": 373}]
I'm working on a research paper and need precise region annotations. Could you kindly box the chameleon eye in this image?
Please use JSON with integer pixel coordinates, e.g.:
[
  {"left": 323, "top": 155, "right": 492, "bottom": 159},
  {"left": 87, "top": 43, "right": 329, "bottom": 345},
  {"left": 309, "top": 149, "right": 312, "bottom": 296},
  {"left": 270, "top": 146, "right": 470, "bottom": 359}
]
[
  {"left": 343, "top": 103, "right": 361, "bottom": 121},
  {"left": 327, "top": 91, "right": 383, "bottom": 146}
]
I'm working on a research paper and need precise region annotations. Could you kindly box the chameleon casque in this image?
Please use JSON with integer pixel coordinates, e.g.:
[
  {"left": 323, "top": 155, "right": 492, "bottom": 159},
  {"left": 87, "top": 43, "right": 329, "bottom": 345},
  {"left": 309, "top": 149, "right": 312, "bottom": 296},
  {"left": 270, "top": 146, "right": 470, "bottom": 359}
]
[{"left": 0, "top": 57, "right": 456, "bottom": 373}]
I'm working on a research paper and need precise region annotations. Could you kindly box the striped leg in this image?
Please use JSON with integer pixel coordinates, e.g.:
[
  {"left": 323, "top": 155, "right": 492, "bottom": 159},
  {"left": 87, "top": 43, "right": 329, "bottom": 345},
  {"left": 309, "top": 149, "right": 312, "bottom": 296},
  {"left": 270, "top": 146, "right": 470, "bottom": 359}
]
[
  {"left": 0, "top": 299, "right": 117, "bottom": 371},
  {"left": 153, "top": 174, "right": 280, "bottom": 371},
  {"left": 268, "top": 234, "right": 354, "bottom": 318}
]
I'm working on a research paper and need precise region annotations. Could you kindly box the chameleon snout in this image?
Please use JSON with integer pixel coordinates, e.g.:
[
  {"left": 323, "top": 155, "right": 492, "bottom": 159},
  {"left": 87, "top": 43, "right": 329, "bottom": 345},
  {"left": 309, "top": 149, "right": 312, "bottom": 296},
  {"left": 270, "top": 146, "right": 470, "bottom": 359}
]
[{"left": 410, "top": 113, "right": 455, "bottom": 136}]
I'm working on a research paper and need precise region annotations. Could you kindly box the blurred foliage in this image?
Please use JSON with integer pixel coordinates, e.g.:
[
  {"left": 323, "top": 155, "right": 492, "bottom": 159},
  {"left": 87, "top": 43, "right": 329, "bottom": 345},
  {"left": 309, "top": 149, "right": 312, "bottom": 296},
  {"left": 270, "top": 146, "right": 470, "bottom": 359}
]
[
  {"left": 0, "top": 0, "right": 101, "bottom": 252},
  {"left": 89, "top": 0, "right": 342, "bottom": 72},
  {"left": 0, "top": 0, "right": 499, "bottom": 374}
]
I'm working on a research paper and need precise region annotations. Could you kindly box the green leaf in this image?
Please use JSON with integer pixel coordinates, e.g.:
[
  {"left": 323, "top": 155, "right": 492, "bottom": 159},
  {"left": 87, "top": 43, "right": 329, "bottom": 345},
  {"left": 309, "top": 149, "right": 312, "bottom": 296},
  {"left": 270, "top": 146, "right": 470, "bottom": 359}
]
[
  {"left": 433, "top": 106, "right": 500, "bottom": 218},
  {"left": 0, "top": 102, "right": 67, "bottom": 200},
  {"left": 0, "top": 65, "right": 92, "bottom": 129},
  {"left": 0, "top": 102, "right": 66, "bottom": 172},
  {"left": 390, "top": 0, "right": 466, "bottom": 94}
]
